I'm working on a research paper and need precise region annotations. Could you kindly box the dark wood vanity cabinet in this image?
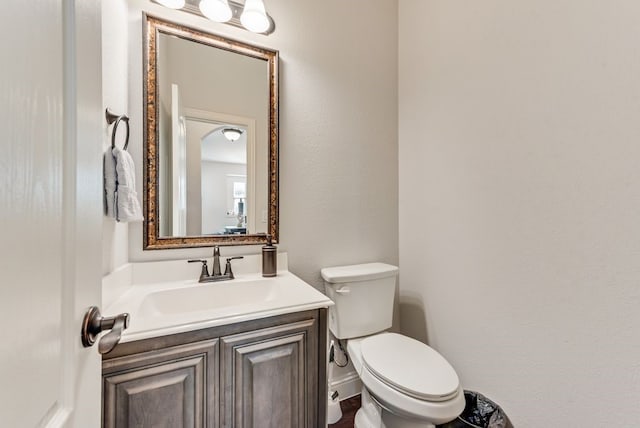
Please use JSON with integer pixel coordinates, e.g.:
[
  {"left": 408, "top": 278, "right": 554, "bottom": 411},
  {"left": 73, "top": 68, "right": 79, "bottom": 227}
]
[
  {"left": 221, "top": 318, "right": 318, "bottom": 428},
  {"left": 102, "top": 309, "right": 327, "bottom": 428},
  {"left": 102, "top": 339, "right": 219, "bottom": 427}
]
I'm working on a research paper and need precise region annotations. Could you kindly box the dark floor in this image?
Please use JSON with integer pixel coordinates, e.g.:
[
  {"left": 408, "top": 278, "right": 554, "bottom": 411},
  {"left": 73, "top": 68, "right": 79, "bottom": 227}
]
[{"left": 328, "top": 395, "right": 361, "bottom": 428}]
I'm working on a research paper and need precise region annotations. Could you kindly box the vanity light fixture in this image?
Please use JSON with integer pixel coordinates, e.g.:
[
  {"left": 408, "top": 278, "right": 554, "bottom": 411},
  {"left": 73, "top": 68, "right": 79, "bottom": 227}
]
[
  {"left": 222, "top": 128, "right": 243, "bottom": 142},
  {"left": 152, "top": 0, "right": 275, "bottom": 35},
  {"left": 240, "top": 0, "right": 270, "bottom": 33},
  {"left": 155, "top": 0, "right": 186, "bottom": 9},
  {"left": 199, "top": 0, "right": 232, "bottom": 22}
]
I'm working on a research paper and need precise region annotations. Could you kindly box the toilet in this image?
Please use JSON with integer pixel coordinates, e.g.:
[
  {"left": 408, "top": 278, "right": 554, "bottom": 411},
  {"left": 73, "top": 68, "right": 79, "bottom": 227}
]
[{"left": 322, "top": 263, "right": 465, "bottom": 428}]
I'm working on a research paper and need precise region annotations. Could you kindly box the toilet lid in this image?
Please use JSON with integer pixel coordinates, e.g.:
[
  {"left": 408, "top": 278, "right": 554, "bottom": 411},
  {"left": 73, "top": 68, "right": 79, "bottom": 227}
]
[{"left": 360, "top": 333, "right": 460, "bottom": 402}]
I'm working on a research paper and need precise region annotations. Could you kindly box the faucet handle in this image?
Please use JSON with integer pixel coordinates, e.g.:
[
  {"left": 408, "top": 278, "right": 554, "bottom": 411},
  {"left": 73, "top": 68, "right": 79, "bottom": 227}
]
[
  {"left": 188, "top": 259, "right": 210, "bottom": 281},
  {"left": 224, "top": 256, "right": 244, "bottom": 279}
]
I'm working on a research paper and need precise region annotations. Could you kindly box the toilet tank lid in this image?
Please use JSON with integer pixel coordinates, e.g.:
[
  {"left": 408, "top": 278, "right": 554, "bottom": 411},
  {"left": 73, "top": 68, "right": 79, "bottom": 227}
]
[{"left": 321, "top": 263, "right": 398, "bottom": 284}]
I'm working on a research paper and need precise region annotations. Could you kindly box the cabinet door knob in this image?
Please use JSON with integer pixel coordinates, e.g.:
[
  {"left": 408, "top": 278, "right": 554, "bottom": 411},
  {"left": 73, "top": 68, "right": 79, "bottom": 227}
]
[{"left": 81, "top": 306, "right": 130, "bottom": 354}]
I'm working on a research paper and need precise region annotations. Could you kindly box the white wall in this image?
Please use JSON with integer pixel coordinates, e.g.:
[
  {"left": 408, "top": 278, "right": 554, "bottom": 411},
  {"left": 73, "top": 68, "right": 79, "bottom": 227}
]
[
  {"left": 102, "top": 0, "right": 130, "bottom": 274},
  {"left": 274, "top": 0, "right": 399, "bottom": 286},
  {"left": 102, "top": 0, "right": 398, "bottom": 291},
  {"left": 399, "top": 1, "right": 640, "bottom": 426}
]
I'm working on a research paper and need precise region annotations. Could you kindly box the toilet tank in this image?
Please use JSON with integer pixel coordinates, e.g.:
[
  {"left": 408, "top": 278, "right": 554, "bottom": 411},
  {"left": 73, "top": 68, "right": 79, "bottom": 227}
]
[{"left": 321, "top": 263, "right": 399, "bottom": 339}]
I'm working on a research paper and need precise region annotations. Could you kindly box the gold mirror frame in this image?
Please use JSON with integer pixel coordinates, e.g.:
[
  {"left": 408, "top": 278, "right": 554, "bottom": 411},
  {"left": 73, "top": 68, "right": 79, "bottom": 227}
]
[{"left": 143, "top": 15, "right": 278, "bottom": 249}]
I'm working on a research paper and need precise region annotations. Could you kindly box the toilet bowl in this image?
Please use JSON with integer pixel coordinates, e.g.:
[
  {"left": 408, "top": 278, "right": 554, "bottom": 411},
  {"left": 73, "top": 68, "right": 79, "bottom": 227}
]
[
  {"left": 322, "top": 263, "right": 465, "bottom": 428},
  {"left": 348, "top": 333, "right": 464, "bottom": 427}
]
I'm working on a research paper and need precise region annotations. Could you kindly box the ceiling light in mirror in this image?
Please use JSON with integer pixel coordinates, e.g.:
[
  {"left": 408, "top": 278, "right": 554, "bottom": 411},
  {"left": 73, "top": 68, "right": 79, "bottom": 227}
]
[
  {"left": 240, "top": 0, "right": 270, "bottom": 33},
  {"left": 199, "top": 0, "right": 232, "bottom": 22},
  {"left": 222, "top": 128, "right": 243, "bottom": 142},
  {"left": 156, "top": 0, "right": 186, "bottom": 9}
]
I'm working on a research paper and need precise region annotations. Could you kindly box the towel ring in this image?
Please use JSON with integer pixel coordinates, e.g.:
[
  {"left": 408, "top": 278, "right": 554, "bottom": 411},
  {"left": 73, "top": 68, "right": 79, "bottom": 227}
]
[{"left": 105, "top": 108, "right": 130, "bottom": 151}]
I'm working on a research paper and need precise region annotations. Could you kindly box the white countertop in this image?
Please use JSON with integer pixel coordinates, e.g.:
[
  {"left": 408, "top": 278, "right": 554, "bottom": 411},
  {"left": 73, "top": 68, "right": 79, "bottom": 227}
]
[{"left": 102, "top": 255, "right": 333, "bottom": 343}]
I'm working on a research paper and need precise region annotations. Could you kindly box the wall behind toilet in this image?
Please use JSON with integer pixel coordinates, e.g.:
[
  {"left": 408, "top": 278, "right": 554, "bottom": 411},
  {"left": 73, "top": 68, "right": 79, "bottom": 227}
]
[
  {"left": 399, "top": 1, "right": 640, "bottom": 426},
  {"left": 101, "top": 0, "right": 400, "bottom": 291}
]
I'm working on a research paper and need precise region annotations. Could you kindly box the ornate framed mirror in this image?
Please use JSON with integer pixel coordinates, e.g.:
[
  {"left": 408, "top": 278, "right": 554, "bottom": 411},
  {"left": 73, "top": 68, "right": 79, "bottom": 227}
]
[{"left": 143, "top": 15, "right": 278, "bottom": 249}]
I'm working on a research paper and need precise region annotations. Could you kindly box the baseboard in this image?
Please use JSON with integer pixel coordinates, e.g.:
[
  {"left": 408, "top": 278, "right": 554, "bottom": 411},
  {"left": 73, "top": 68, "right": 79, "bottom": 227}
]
[{"left": 329, "top": 370, "right": 362, "bottom": 401}]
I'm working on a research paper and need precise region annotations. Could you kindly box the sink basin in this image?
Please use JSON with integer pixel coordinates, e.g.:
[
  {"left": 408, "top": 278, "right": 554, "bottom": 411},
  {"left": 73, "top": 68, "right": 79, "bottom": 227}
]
[
  {"left": 140, "top": 279, "right": 278, "bottom": 316},
  {"left": 104, "top": 265, "right": 334, "bottom": 343}
]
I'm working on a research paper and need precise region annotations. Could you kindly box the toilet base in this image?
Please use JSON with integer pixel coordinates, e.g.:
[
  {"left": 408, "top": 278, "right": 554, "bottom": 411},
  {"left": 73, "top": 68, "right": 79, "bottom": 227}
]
[
  {"left": 354, "top": 408, "right": 386, "bottom": 428},
  {"left": 382, "top": 411, "right": 435, "bottom": 428},
  {"left": 354, "top": 389, "right": 386, "bottom": 428},
  {"left": 354, "top": 388, "right": 435, "bottom": 428}
]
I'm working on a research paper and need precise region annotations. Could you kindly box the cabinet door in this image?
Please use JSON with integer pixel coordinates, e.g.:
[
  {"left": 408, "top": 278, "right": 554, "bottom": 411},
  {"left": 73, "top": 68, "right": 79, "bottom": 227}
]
[
  {"left": 103, "top": 339, "right": 219, "bottom": 428},
  {"left": 221, "top": 319, "right": 318, "bottom": 428}
]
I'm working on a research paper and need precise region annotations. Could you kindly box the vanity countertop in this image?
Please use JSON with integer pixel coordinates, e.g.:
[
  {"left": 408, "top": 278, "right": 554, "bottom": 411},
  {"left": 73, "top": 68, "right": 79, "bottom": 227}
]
[{"left": 102, "top": 254, "right": 333, "bottom": 343}]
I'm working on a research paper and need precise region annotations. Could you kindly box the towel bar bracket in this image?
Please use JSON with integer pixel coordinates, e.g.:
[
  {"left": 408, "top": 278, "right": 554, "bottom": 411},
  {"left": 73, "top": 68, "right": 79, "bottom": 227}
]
[{"left": 105, "top": 108, "right": 130, "bottom": 151}]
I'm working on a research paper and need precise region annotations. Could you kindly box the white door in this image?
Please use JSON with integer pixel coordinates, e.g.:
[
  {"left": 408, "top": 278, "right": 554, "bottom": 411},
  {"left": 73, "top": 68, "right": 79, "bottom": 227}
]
[{"left": 0, "top": 0, "right": 103, "bottom": 427}]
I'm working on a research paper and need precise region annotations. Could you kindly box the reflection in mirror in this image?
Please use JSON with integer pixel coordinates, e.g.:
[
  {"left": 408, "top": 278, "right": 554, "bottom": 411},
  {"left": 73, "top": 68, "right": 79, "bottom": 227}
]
[
  {"left": 160, "top": 113, "right": 251, "bottom": 237},
  {"left": 192, "top": 120, "right": 249, "bottom": 236},
  {"left": 144, "top": 15, "right": 278, "bottom": 249}
]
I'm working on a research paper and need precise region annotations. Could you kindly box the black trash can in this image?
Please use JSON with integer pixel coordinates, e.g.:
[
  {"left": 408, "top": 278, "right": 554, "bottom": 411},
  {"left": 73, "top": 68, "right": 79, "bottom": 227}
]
[{"left": 437, "top": 391, "right": 513, "bottom": 428}]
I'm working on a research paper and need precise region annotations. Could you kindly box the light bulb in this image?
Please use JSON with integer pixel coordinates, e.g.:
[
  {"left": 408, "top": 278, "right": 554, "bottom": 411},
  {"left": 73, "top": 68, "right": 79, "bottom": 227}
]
[
  {"left": 155, "top": 0, "right": 185, "bottom": 9},
  {"left": 199, "top": 0, "right": 232, "bottom": 22},
  {"left": 240, "top": 0, "right": 270, "bottom": 33}
]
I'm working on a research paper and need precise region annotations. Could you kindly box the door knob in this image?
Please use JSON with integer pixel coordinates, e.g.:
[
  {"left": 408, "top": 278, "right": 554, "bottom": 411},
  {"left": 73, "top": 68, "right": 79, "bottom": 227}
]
[{"left": 81, "top": 306, "right": 130, "bottom": 354}]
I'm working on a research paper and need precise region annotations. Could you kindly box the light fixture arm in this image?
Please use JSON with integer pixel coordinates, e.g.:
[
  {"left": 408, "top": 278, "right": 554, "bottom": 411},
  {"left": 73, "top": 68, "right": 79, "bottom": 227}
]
[{"left": 153, "top": 0, "right": 275, "bottom": 35}]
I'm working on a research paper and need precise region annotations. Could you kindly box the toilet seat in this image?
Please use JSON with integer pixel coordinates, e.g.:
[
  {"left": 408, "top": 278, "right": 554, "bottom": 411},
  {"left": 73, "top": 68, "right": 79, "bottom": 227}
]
[{"left": 360, "top": 333, "right": 460, "bottom": 402}]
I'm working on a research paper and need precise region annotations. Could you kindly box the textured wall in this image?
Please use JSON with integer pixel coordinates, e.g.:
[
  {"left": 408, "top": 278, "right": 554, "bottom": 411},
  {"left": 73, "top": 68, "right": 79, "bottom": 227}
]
[
  {"left": 399, "top": 1, "right": 640, "bottom": 426},
  {"left": 103, "top": 0, "right": 399, "bottom": 290}
]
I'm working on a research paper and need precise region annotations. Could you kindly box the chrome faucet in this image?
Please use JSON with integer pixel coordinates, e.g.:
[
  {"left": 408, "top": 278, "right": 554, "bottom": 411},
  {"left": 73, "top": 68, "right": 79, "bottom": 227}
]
[{"left": 188, "top": 246, "right": 243, "bottom": 283}]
